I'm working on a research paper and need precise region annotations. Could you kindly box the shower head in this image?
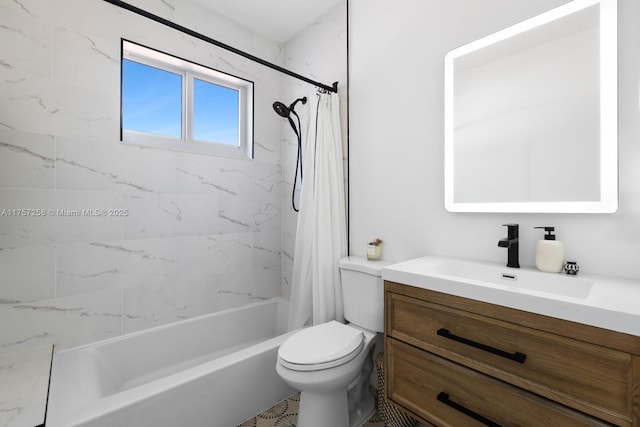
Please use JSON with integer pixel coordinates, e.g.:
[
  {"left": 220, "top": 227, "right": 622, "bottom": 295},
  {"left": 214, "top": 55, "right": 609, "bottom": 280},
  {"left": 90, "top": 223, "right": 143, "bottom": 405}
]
[
  {"left": 273, "top": 101, "right": 290, "bottom": 118},
  {"left": 272, "top": 97, "right": 307, "bottom": 118}
]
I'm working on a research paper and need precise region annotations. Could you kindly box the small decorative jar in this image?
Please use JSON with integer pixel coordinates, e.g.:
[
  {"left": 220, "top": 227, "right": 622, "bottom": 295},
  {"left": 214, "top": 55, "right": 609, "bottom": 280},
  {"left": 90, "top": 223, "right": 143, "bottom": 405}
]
[
  {"left": 367, "top": 239, "right": 383, "bottom": 261},
  {"left": 564, "top": 260, "right": 579, "bottom": 275}
]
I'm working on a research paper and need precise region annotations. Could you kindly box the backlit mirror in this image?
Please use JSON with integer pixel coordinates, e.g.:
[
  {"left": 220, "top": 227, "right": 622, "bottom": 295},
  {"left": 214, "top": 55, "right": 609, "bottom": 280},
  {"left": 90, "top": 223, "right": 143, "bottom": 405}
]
[{"left": 444, "top": 0, "right": 617, "bottom": 213}]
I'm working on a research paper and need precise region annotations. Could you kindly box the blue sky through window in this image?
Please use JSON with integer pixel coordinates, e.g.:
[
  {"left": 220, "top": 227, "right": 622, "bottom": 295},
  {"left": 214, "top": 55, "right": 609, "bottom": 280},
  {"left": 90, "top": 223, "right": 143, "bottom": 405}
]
[
  {"left": 193, "top": 79, "right": 239, "bottom": 146},
  {"left": 122, "top": 59, "right": 240, "bottom": 146},
  {"left": 122, "top": 59, "right": 182, "bottom": 138}
]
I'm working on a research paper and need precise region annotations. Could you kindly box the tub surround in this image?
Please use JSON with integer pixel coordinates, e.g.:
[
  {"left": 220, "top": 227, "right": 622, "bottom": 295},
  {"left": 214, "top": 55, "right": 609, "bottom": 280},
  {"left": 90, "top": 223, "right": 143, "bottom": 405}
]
[
  {"left": 0, "top": 0, "right": 346, "bottom": 424},
  {"left": 0, "top": 0, "right": 346, "bottom": 361},
  {"left": 0, "top": 345, "right": 52, "bottom": 427},
  {"left": 0, "top": 0, "right": 282, "bottom": 358}
]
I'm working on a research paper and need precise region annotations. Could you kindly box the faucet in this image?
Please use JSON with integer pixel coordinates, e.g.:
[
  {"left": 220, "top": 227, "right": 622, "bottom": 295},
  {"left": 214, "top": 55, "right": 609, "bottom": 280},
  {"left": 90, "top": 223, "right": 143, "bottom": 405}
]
[{"left": 498, "top": 224, "right": 520, "bottom": 268}]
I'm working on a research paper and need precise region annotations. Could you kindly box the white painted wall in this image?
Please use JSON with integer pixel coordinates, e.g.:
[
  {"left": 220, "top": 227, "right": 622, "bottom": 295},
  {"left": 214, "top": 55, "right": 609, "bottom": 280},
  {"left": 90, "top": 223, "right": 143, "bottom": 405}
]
[{"left": 349, "top": 0, "right": 640, "bottom": 280}]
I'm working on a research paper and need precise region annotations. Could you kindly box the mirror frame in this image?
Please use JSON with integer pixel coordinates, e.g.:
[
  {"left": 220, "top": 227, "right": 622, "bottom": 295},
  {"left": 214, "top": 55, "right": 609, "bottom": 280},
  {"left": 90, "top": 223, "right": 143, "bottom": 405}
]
[{"left": 444, "top": 0, "right": 618, "bottom": 213}]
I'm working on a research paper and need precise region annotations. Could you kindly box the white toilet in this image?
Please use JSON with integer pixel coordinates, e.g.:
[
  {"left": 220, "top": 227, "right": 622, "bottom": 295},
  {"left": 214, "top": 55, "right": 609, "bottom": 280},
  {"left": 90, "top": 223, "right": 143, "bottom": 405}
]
[{"left": 276, "top": 256, "right": 390, "bottom": 427}]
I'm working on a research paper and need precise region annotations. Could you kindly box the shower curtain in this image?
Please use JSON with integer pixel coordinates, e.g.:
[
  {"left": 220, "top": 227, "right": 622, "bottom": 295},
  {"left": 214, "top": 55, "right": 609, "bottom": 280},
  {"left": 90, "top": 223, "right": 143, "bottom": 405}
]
[{"left": 289, "top": 91, "right": 347, "bottom": 329}]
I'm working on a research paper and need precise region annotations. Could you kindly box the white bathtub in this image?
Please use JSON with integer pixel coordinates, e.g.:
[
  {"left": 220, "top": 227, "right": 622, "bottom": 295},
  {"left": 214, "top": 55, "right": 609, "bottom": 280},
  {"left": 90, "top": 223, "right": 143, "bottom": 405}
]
[{"left": 46, "top": 298, "right": 297, "bottom": 427}]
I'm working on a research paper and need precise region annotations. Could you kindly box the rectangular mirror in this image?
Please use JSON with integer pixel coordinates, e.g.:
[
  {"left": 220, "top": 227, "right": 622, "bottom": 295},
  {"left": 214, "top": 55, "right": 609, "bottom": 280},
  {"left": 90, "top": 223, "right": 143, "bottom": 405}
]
[{"left": 444, "top": 0, "right": 617, "bottom": 213}]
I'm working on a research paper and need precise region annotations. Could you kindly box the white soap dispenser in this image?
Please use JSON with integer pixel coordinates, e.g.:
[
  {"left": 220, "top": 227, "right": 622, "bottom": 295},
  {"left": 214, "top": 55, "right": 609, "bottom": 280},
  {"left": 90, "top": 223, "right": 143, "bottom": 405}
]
[{"left": 534, "top": 226, "right": 565, "bottom": 273}]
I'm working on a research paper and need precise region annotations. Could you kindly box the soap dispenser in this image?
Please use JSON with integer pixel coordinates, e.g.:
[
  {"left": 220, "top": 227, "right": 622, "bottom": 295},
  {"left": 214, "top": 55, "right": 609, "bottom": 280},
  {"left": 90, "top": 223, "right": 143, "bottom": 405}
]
[{"left": 534, "top": 227, "right": 565, "bottom": 273}]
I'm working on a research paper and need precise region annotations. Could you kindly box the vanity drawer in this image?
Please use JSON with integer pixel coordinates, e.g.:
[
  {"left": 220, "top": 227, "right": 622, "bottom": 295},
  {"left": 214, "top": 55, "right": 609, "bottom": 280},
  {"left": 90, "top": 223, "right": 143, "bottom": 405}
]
[
  {"left": 387, "top": 338, "right": 611, "bottom": 427},
  {"left": 387, "top": 291, "right": 632, "bottom": 421}
]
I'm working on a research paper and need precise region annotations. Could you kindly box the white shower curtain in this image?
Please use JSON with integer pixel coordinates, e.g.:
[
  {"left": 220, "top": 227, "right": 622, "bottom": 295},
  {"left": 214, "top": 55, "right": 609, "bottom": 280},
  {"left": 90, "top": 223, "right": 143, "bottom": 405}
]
[{"left": 289, "top": 91, "right": 347, "bottom": 329}]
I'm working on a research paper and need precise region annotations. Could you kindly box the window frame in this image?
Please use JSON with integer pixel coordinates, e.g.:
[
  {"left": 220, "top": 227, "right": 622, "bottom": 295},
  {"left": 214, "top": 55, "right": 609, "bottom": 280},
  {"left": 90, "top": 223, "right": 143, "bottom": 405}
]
[{"left": 120, "top": 39, "right": 254, "bottom": 159}]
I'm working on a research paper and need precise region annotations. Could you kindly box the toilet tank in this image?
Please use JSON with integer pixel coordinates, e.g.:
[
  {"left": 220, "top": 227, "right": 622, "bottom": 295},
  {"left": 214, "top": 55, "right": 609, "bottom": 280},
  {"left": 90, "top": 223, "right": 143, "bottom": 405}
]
[{"left": 339, "top": 256, "right": 392, "bottom": 333}]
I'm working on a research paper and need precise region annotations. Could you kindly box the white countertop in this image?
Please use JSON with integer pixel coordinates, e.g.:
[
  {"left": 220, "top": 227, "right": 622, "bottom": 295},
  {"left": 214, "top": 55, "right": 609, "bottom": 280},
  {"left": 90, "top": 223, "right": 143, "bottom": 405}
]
[
  {"left": 0, "top": 346, "right": 52, "bottom": 427},
  {"left": 383, "top": 256, "right": 640, "bottom": 337}
]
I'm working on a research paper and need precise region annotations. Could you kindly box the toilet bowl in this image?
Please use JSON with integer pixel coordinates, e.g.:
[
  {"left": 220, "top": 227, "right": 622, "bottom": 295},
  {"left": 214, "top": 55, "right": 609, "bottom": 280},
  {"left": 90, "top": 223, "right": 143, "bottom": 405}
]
[{"left": 276, "top": 257, "right": 390, "bottom": 427}]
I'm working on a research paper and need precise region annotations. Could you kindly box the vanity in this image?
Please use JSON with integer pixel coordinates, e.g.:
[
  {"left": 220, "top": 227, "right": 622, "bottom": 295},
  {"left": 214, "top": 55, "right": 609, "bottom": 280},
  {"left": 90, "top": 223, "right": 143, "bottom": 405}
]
[{"left": 382, "top": 256, "right": 640, "bottom": 427}]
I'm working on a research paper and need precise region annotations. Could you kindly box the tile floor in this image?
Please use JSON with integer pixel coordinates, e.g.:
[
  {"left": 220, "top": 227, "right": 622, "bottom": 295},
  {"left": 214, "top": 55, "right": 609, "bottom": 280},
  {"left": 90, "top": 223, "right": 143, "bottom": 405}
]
[{"left": 236, "top": 392, "right": 386, "bottom": 427}]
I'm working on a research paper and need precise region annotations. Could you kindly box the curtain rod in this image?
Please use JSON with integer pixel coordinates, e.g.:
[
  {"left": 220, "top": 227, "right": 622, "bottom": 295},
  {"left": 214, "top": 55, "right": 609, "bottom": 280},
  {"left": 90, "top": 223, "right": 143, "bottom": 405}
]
[{"left": 103, "top": 0, "right": 338, "bottom": 93}]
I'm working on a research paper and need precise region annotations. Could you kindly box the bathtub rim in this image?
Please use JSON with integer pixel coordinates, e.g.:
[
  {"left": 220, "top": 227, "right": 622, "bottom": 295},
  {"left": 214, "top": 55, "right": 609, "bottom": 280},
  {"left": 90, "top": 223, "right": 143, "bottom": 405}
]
[
  {"left": 47, "top": 297, "right": 295, "bottom": 427},
  {"left": 53, "top": 296, "right": 290, "bottom": 356},
  {"left": 48, "top": 330, "right": 299, "bottom": 427}
]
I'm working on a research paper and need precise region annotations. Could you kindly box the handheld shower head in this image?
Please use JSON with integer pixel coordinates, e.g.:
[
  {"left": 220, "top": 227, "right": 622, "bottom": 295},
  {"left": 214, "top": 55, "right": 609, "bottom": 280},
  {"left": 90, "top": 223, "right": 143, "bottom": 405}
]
[
  {"left": 273, "top": 101, "right": 290, "bottom": 118},
  {"left": 272, "top": 96, "right": 308, "bottom": 212}
]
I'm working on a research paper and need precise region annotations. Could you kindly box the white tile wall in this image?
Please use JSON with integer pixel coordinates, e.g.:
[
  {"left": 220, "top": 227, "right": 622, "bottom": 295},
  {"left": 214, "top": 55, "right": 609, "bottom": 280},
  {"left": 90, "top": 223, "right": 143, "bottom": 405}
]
[
  {"left": 0, "top": 0, "right": 294, "bottom": 355},
  {"left": 0, "top": 291, "right": 122, "bottom": 354},
  {"left": 0, "top": 0, "right": 345, "bottom": 355},
  {"left": 0, "top": 245, "right": 55, "bottom": 305},
  {"left": 0, "top": 5, "right": 52, "bottom": 79},
  {"left": 0, "top": 345, "right": 53, "bottom": 427},
  {"left": 0, "top": 129, "right": 55, "bottom": 189},
  {"left": 56, "top": 137, "right": 178, "bottom": 194},
  {"left": 52, "top": 27, "right": 120, "bottom": 90},
  {"left": 55, "top": 239, "right": 176, "bottom": 297},
  {"left": 0, "top": 189, "right": 126, "bottom": 247}
]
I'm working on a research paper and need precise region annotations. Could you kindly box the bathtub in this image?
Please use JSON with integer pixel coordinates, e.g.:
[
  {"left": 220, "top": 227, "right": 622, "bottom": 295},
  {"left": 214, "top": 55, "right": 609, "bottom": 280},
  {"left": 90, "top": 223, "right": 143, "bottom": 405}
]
[{"left": 46, "top": 298, "right": 298, "bottom": 427}]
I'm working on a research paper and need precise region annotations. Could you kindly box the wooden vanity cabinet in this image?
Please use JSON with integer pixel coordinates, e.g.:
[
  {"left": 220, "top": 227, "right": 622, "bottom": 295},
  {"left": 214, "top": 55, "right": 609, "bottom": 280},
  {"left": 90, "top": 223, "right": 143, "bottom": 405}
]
[{"left": 384, "top": 281, "right": 640, "bottom": 427}]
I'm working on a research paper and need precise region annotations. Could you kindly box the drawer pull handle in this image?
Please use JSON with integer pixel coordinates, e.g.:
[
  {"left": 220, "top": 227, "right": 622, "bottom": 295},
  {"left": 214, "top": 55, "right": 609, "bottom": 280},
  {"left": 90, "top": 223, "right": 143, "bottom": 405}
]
[
  {"left": 437, "top": 328, "right": 527, "bottom": 363},
  {"left": 437, "top": 392, "right": 502, "bottom": 427}
]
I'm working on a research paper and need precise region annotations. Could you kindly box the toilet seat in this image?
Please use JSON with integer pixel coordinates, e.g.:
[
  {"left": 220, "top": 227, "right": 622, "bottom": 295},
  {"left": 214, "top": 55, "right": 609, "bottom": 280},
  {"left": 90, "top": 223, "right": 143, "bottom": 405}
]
[{"left": 278, "top": 321, "right": 364, "bottom": 371}]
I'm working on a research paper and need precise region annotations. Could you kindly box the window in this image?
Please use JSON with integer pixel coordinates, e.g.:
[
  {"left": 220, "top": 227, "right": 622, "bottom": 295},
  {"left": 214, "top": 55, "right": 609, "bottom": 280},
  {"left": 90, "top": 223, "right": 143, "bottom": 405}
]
[{"left": 121, "top": 40, "right": 254, "bottom": 159}]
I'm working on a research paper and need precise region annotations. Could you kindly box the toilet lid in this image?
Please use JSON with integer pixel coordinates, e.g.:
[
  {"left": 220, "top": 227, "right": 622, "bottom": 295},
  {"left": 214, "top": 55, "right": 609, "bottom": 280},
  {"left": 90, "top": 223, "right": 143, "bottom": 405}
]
[{"left": 278, "top": 321, "right": 364, "bottom": 370}]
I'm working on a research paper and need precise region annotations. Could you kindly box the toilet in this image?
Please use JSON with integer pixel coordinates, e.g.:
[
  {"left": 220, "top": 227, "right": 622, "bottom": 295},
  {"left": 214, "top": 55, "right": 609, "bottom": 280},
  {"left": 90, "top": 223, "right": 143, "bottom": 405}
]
[{"left": 276, "top": 256, "right": 390, "bottom": 427}]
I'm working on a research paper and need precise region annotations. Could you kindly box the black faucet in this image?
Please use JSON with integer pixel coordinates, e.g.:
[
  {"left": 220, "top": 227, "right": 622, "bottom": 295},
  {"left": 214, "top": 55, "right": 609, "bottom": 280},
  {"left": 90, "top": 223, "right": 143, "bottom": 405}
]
[{"left": 498, "top": 224, "right": 520, "bottom": 268}]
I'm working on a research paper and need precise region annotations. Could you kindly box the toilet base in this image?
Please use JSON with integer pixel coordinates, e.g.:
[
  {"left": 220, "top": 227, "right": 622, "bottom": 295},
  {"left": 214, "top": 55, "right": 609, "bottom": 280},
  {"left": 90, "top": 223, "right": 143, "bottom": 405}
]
[
  {"left": 296, "top": 388, "right": 375, "bottom": 427},
  {"left": 298, "top": 389, "right": 349, "bottom": 427},
  {"left": 348, "top": 390, "right": 375, "bottom": 427},
  {"left": 347, "top": 346, "right": 376, "bottom": 426}
]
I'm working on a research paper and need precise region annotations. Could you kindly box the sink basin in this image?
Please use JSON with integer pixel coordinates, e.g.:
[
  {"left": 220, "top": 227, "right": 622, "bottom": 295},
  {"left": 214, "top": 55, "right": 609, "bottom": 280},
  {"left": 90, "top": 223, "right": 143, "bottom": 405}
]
[
  {"left": 425, "top": 259, "right": 593, "bottom": 299},
  {"left": 383, "top": 256, "right": 640, "bottom": 337}
]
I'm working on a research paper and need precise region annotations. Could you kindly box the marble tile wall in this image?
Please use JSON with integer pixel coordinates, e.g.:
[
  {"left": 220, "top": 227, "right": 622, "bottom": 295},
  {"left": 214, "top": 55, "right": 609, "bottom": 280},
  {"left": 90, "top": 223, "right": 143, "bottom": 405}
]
[
  {"left": 0, "top": 345, "right": 52, "bottom": 426},
  {"left": 0, "top": 0, "right": 287, "bottom": 355}
]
